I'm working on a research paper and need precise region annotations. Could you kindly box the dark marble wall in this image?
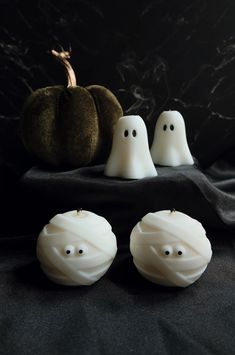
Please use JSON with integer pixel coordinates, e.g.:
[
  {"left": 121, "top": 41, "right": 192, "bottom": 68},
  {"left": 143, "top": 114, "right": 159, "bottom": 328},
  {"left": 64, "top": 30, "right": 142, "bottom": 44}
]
[{"left": 1, "top": 0, "right": 235, "bottom": 149}]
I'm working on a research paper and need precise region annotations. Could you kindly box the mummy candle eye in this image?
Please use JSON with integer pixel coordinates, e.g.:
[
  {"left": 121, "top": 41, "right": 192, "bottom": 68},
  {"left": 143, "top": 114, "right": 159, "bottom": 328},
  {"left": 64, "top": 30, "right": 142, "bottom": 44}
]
[
  {"left": 105, "top": 115, "right": 157, "bottom": 179},
  {"left": 64, "top": 245, "right": 75, "bottom": 256},
  {"left": 150, "top": 110, "right": 194, "bottom": 166},
  {"left": 175, "top": 245, "right": 185, "bottom": 256},
  {"left": 130, "top": 210, "right": 212, "bottom": 287},
  {"left": 77, "top": 244, "right": 88, "bottom": 255},
  {"left": 161, "top": 245, "right": 173, "bottom": 256},
  {"left": 37, "top": 210, "right": 117, "bottom": 286}
]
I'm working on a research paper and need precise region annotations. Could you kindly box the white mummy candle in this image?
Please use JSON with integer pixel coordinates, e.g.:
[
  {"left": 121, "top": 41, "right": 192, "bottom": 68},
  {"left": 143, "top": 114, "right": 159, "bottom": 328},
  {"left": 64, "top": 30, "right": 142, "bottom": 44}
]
[
  {"left": 130, "top": 210, "right": 212, "bottom": 287},
  {"left": 37, "top": 210, "right": 117, "bottom": 286},
  {"left": 105, "top": 115, "right": 157, "bottom": 179},
  {"left": 150, "top": 111, "right": 194, "bottom": 166}
]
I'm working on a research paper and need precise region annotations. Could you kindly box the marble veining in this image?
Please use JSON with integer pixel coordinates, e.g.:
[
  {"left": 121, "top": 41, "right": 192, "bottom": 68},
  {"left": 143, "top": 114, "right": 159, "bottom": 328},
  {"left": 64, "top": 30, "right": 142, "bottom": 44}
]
[{"left": 1, "top": 0, "right": 235, "bottom": 151}]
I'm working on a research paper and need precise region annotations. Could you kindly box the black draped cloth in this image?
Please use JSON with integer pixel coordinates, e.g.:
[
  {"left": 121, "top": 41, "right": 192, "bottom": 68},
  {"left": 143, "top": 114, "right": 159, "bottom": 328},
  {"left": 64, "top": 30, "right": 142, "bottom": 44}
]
[{"left": 0, "top": 115, "right": 235, "bottom": 355}]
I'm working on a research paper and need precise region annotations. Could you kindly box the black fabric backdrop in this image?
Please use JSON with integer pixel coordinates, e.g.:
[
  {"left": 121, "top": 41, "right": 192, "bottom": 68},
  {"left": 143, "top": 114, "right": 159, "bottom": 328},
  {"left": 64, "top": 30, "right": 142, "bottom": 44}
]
[{"left": 0, "top": 115, "right": 235, "bottom": 355}]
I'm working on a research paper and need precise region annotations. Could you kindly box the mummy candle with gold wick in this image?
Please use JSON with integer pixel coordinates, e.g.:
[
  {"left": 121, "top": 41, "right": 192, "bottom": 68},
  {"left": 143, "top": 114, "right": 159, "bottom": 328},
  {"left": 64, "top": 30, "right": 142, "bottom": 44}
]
[
  {"left": 130, "top": 209, "right": 212, "bottom": 287},
  {"left": 105, "top": 115, "right": 157, "bottom": 179},
  {"left": 37, "top": 209, "right": 117, "bottom": 286},
  {"left": 150, "top": 111, "right": 194, "bottom": 166}
]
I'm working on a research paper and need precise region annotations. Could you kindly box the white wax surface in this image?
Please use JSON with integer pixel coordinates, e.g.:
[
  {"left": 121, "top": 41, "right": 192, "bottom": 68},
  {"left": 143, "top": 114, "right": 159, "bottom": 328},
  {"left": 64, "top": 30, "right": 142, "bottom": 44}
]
[
  {"left": 105, "top": 115, "right": 157, "bottom": 179},
  {"left": 150, "top": 111, "right": 194, "bottom": 166},
  {"left": 37, "top": 210, "right": 117, "bottom": 286},
  {"left": 130, "top": 210, "right": 212, "bottom": 287}
]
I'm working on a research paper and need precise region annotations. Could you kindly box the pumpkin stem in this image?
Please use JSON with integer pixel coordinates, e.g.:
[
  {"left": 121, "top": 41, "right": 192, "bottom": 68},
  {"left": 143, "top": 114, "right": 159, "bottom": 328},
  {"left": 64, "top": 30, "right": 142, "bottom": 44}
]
[{"left": 51, "top": 49, "right": 77, "bottom": 87}]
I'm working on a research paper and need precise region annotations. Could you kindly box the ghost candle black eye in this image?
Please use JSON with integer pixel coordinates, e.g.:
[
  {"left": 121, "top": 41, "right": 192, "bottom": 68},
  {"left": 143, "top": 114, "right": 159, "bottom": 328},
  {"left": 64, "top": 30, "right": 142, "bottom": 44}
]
[
  {"left": 124, "top": 129, "right": 129, "bottom": 137},
  {"left": 132, "top": 129, "right": 137, "bottom": 137},
  {"left": 163, "top": 124, "right": 167, "bottom": 131},
  {"left": 170, "top": 124, "right": 174, "bottom": 131}
]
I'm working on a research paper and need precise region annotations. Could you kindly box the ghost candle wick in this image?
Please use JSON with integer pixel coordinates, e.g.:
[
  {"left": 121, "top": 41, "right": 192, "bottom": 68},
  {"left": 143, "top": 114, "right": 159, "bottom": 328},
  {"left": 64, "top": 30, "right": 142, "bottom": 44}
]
[
  {"left": 150, "top": 110, "right": 194, "bottom": 167},
  {"left": 105, "top": 115, "right": 157, "bottom": 179},
  {"left": 36, "top": 210, "right": 117, "bottom": 286},
  {"left": 130, "top": 209, "right": 212, "bottom": 287}
]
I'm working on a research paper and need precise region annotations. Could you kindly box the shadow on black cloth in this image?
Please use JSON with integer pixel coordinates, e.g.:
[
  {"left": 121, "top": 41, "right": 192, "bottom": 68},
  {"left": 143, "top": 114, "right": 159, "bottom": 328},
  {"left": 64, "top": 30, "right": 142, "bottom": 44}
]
[
  {"left": 109, "top": 251, "right": 183, "bottom": 295},
  {"left": 15, "top": 260, "right": 55, "bottom": 289}
]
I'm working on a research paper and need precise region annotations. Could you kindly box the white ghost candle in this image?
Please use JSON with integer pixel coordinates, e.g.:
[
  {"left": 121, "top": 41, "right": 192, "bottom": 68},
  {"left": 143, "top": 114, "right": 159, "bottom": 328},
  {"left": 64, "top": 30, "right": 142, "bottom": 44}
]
[
  {"left": 37, "top": 210, "right": 117, "bottom": 286},
  {"left": 105, "top": 115, "right": 157, "bottom": 179},
  {"left": 150, "top": 110, "right": 194, "bottom": 166},
  {"left": 130, "top": 210, "right": 212, "bottom": 287}
]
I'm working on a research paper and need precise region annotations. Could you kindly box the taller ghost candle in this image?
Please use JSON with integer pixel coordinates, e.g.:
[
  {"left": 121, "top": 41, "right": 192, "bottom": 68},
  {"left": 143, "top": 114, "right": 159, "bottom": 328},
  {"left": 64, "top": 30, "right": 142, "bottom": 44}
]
[
  {"left": 130, "top": 210, "right": 212, "bottom": 287},
  {"left": 37, "top": 210, "right": 117, "bottom": 286},
  {"left": 105, "top": 115, "right": 157, "bottom": 179},
  {"left": 150, "top": 110, "right": 194, "bottom": 166}
]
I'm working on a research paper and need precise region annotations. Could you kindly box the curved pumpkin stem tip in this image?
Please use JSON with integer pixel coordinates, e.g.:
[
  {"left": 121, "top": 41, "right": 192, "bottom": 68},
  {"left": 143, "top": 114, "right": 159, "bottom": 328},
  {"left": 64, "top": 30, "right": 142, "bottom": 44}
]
[{"left": 51, "top": 48, "right": 76, "bottom": 87}]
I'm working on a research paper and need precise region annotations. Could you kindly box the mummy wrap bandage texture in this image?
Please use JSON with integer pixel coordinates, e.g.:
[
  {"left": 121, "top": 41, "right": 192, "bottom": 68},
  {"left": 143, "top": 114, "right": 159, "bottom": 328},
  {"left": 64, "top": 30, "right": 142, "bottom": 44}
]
[
  {"left": 130, "top": 210, "right": 212, "bottom": 287},
  {"left": 37, "top": 210, "right": 117, "bottom": 286}
]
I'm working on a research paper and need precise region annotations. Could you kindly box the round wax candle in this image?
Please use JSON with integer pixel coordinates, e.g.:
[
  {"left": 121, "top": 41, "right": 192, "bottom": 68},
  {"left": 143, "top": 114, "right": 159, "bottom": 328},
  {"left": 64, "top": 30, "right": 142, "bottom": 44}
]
[
  {"left": 37, "top": 210, "right": 117, "bottom": 286},
  {"left": 130, "top": 210, "right": 212, "bottom": 287}
]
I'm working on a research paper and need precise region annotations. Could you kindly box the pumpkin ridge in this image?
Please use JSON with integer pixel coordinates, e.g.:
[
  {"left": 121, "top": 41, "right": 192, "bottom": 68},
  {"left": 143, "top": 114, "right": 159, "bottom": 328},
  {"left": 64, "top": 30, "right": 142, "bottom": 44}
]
[
  {"left": 55, "top": 87, "right": 68, "bottom": 164},
  {"left": 86, "top": 85, "right": 123, "bottom": 162},
  {"left": 82, "top": 87, "right": 101, "bottom": 163},
  {"left": 58, "top": 86, "right": 100, "bottom": 166},
  {"left": 21, "top": 86, "right": 64, "bottom": 166},
  {"left": 86, "top": 86, "right": 103, "bottom": 156}
]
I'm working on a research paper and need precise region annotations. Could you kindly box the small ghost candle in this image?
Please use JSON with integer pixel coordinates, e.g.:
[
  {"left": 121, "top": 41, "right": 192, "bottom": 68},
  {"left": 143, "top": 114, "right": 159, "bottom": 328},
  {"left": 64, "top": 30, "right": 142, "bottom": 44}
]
[
  {"left": 130, "top": 210, "right": 212, "bottom": 287},
  {"left": 150, "top": 110, "right": 194, "bottom": 166},
  {"left": 105, "top": 115, "right": 157, "bottom": 179},
  {"left": 37, "top": 210, "right": 117, "bottom": 286}
]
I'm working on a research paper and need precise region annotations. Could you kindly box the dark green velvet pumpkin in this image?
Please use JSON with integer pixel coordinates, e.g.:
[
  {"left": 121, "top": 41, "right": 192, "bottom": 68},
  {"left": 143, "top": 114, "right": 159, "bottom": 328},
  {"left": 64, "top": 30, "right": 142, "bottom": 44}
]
[{"left": 20, "top": 49, "right": 123, "bottom": 167}]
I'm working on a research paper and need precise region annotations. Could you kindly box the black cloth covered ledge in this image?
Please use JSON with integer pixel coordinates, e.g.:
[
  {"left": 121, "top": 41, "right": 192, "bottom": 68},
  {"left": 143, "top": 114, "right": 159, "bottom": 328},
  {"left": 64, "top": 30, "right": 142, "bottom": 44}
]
[{"left": 19, "top": 163, "right": 235, "bottom": 242}]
